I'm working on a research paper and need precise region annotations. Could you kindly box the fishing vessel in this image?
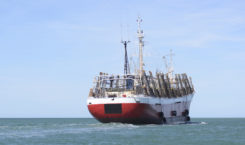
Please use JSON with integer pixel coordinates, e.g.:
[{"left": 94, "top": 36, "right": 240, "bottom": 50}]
[{"left": 87, "top": 17, "right": 195, "bottom": 124}]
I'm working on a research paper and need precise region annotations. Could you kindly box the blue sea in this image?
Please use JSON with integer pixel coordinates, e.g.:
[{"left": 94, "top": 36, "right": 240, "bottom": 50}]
[{"left": 0, "top": 118, "right": 244, "bottom": 145}]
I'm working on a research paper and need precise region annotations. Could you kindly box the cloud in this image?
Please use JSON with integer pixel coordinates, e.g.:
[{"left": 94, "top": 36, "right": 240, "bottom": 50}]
[
  {"left": 173, "top": 33, "right": 245, "bottom": 48},
  {"left": 145, "top": 6, "right": 245, "bottom": 49}
]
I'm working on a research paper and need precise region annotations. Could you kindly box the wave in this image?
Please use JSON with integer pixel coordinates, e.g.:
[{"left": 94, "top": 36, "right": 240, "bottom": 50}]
[
  {"left": 185, "top": 121, "right": 208, "bottom": 125},
  {"left": 0, "top": 120, "right": 209, "bottom": 140},
  {"left": 88, "top": 122, "right": 140, "bottom": 131},
  {"left": 200, "top": 121, "right": 208, "bottom": 125}
]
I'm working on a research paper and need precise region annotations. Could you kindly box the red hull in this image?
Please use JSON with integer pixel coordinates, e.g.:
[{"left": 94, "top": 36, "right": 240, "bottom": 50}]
[{"left": 88, "top": 103, "right": 164, "bottom": 124}]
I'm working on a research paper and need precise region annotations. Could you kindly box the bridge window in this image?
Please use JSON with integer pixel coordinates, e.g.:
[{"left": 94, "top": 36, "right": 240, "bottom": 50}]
[{"left": 171, "top": 111, "right": 177, "bottom": 116}]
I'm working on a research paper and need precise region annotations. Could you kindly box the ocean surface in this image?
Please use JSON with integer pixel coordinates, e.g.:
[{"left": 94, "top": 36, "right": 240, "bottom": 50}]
[{"left": 0, "top": 118, "right": 244, "bottom": 145}]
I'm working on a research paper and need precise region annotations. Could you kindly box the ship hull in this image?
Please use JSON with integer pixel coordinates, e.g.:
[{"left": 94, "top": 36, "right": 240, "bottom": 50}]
[
  {"left": 87, "top": 95, "right": 193, "bottom": 124},
  {"left": 88, "top": 103, "right": 163, "bottom": 124}
]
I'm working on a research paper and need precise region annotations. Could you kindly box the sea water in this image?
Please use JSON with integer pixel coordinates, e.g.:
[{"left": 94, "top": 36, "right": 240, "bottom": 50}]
[{"left": 0, "top": 118, "right": 244, "bottom": 145}]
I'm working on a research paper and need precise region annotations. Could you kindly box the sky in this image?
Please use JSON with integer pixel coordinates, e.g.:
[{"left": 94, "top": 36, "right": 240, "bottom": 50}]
[{"left": 0, "top": 0, "right": 245, "bottom": 118}]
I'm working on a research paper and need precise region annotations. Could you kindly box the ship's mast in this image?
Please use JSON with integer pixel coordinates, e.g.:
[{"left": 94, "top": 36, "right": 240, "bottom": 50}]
[
  {"left": 162, "top": 49, "right": 175, "bottom": 82},
  {"left": 168, "top": 49, "right": 174, "bottom": 81},
  {"left": 137, "top": 16, "right": 144, "bottom": 77},
  {"left": 121, "top": 40, "right": 130, "bottom": 75}
]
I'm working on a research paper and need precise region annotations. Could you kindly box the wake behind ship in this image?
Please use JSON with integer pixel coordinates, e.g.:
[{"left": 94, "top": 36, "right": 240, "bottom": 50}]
[{"left": 87, "top": 17, "right": 195, "bottom": 124}]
